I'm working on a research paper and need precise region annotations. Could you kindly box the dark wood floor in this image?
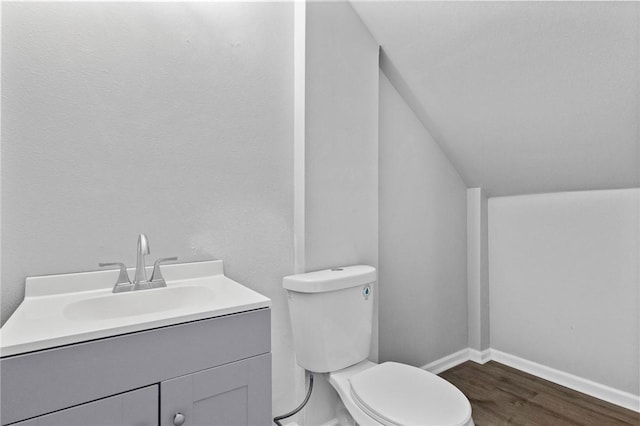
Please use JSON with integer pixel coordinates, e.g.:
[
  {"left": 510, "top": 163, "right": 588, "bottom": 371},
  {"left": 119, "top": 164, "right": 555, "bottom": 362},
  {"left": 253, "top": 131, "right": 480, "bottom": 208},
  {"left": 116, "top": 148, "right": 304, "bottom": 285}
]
[{"left": 439, "top": 361, "right": 639, "bottom": 426}]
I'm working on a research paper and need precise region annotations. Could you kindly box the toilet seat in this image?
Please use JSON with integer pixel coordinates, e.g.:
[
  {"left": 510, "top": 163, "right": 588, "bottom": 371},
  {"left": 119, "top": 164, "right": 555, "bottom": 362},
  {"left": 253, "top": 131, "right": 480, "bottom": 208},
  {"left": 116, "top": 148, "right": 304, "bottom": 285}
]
[{"left": 349, "top": 362, "right": 472, "bottom": 426}]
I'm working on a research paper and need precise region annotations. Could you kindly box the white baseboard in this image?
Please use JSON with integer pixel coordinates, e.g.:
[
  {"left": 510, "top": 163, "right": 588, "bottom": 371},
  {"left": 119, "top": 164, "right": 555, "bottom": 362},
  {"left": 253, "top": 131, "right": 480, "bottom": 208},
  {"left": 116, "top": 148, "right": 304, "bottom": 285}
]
[
  {"left": 490, "top": 349, "right": 640, "bottom": 413},
  {"left": 285, "top": 418, "right": 338, "bottom": 426},
  {"left": 421, "top": 348, "right": 470, "bottom": 374},
  {"left": 468, "top": 348, "right": 491, "bottom": 364},
  {"left": 418, "top": 347, "right": 639, "bottom": 413}
]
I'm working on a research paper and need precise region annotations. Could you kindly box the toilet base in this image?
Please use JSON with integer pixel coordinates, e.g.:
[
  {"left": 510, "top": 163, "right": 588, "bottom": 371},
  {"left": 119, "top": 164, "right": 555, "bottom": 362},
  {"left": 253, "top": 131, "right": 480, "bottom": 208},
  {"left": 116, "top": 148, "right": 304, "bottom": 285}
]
[
  {"left": 328, "top": 360, "right": 475, "bottom": 426},
  {"left": 329, "top": 361, "right": 382, "bottom": 426},
  {"left": 336, "top": 400, "right": 356, "bottom": 426}
]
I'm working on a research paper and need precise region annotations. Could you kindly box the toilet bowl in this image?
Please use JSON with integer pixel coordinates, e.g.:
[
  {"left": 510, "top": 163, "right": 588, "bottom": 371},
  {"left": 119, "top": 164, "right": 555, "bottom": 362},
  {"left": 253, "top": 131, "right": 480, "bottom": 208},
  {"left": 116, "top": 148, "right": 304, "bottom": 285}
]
[
  {"left": 283, "top": 266, "right": 475, "bottom": 426},
  {"left": 329, "top": 360, "right": 474, "bottom": 426}
]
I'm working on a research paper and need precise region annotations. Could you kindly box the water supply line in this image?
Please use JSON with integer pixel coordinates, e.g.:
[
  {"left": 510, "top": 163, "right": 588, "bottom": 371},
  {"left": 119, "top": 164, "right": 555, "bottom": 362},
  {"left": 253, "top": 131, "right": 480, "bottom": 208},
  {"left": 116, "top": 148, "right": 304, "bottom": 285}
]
[{"left": 273, "top": 372, "right": 314, "bottom": 426}]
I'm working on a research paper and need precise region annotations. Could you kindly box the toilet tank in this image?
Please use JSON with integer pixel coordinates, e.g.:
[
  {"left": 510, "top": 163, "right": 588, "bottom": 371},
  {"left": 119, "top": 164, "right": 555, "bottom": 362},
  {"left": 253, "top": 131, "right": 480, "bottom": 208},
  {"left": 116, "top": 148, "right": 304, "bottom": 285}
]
[{"left": 283, "top": 265, "right": 376, "bottom": 373}]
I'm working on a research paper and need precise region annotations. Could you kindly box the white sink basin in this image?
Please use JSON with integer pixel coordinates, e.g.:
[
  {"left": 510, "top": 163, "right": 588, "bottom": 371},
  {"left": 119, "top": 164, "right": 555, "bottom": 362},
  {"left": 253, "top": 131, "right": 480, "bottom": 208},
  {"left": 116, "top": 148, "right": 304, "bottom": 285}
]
[
  {"left": 0, "top": 260, "right": 270, "bottom": 357},
  {"left": 64, "top": 285, "right": 215, "bottom": 321}
]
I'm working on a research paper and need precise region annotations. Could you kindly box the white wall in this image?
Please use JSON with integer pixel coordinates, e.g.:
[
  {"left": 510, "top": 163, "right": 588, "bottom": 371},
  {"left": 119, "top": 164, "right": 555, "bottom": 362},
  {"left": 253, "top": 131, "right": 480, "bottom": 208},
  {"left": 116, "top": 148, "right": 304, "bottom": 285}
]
[
  {"left": 467, "top": 188, "right": 490, "bottom": 351},
  {"left": 489, "top": 189, "right": 640, "bottom": 395},
  {"left": 379, "top": 71, "right": 468, "bottom": 367},
  {"left": 303, "top": 2, "right": 379, "bottom": 424},
  {"left": 1, "top": 2, "right": 298, "bottom": 416}
]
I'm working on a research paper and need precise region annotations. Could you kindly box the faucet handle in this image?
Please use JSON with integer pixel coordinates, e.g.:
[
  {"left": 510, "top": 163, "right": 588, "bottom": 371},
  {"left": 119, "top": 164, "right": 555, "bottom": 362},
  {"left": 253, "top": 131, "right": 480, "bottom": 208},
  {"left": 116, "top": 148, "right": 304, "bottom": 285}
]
[
  {"left": 150, "top": 257, "right": 178, "bottom": 286},
  {"left": 99, "top": 262, "right": 131, "bottom": 285}
]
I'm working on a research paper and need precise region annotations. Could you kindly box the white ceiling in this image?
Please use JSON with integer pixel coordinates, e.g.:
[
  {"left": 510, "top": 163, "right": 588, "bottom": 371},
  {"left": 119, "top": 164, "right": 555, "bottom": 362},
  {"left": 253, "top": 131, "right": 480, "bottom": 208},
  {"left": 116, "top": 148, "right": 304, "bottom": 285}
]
[{"left": 351, "top": 1, "right": 640, "bottom": 196}]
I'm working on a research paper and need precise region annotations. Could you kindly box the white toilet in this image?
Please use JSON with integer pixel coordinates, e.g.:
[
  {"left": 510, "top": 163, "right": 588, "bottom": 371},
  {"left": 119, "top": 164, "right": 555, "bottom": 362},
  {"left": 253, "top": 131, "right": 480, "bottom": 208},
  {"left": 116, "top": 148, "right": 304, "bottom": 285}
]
[{"left": 283, "top": 265, "right": 474, "bottom": 426}]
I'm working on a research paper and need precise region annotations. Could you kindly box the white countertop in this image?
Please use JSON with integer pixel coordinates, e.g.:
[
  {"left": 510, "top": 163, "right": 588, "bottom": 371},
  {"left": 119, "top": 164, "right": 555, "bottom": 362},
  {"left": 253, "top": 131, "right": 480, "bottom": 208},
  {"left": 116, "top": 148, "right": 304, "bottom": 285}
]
[{"left": 0, "top": 260, "right": 270, "bottom": 357}]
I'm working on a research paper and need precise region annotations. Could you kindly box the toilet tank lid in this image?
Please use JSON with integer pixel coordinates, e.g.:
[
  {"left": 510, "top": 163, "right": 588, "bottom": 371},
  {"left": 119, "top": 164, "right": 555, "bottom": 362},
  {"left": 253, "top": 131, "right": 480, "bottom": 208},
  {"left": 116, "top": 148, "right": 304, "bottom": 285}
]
[{"left": 283, "top": 265, "right": 376, "bottom": 293}]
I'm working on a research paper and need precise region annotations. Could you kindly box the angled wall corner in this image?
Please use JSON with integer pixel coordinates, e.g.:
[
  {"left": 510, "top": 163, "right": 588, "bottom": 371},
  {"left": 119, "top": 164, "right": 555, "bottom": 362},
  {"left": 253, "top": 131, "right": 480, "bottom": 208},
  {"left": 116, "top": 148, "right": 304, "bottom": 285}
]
[
  {"left": 293, "top": 0, "right": 306, "bottom": 276},
  {"left": 467, "top": 188, "right": 490, "bottom": 352},
  {"left": 289, "top": 2, "right": 308, "bottom": 425}
]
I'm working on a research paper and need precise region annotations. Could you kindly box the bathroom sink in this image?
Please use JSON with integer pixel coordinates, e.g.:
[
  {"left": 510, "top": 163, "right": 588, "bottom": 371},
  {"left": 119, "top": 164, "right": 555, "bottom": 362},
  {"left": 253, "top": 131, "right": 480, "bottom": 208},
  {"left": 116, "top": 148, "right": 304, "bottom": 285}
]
[
  {"left": 0, "top": 260, "right": 270, "bottom": 357},
  {"left": 64, "top": 285, "right": 215, "bottom": 321}
]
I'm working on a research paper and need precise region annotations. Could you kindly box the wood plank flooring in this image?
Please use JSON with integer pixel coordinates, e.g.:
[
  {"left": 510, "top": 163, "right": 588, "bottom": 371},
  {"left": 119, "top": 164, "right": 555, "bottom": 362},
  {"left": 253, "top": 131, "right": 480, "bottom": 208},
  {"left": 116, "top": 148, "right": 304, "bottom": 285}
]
[{"left": 439, "top": 361, "right": 639, "bottom": 425}]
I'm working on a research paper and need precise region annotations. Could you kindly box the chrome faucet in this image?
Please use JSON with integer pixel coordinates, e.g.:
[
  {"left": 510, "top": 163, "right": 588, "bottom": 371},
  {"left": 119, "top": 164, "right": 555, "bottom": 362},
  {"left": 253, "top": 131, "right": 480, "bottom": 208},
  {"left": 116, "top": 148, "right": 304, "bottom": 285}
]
[
  {"left": 133, "top": 233, "right": 150, "bottom": 286},
  {"left": 99, "top": 234, "right": 177, "bottom": 293}
]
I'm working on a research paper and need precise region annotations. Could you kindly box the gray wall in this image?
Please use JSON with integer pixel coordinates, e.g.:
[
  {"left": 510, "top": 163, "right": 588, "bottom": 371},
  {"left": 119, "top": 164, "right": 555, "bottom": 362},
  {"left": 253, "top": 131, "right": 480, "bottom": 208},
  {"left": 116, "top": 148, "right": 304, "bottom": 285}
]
[
  {"left": 1, "top": 2, "right": 297, "bottom": 416},
  {"left": 305, "top": 2, "right": 379, "bottom": 274},
  {"left": 304, "top": 2, "right": 379, "bottom": 424},
  {"left": 489, "top": 189, "right": 640, "bottom": 394},
  {"left": 379, "top": 72, "right": 468, "bottom": 366}
]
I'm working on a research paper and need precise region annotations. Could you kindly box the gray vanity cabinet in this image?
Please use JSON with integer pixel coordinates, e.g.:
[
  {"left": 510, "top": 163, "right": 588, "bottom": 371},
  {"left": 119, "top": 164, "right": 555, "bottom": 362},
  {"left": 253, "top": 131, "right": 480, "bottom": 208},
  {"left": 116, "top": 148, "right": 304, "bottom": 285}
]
[
  {"left": 10, "top": 386, "right": 158, "bottom": 426},
  {"left": 1, "top": 308, "right": 271, "bottom": 426},
  {"left": 161, "top": 353, "right": 271, "bottom": 426}
]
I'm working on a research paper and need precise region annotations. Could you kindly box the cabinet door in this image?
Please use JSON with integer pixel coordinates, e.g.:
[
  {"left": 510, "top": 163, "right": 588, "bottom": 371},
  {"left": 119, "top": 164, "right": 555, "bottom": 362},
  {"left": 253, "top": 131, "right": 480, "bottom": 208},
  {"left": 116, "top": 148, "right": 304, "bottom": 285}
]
[
  {"left": 11, "top": 385, "right": 158, "bottom": 426},
  {"left": 161, "top": 353, "right": 271, "bottom": 426}
]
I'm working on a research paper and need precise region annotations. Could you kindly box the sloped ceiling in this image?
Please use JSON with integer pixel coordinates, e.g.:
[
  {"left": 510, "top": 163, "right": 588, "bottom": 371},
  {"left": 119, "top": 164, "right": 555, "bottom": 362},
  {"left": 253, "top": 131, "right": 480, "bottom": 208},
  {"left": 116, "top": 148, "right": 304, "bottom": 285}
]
[{"left": 351, "top": 1, "right": 640, "bottom": 196}]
